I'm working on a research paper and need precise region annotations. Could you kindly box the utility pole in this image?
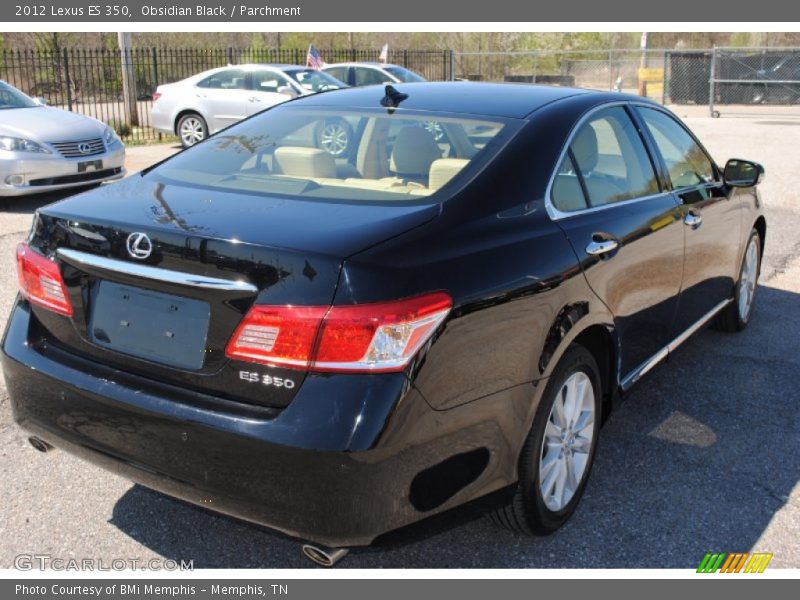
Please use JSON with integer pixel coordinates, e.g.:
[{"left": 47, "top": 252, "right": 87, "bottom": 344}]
[
  {"left": 638, "top": 32, "right": 649, "bottom": 96},
  {"left": 118, "top": 32, "right": 139, "bottom": 127}
]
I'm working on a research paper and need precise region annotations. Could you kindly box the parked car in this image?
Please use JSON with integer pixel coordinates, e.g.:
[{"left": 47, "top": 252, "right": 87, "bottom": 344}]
[
  {"left": 733, "top": 53, "right": 800, "bottom": 104},
  {"left": 150, "top": 64, "right": 348, "bottom": 148},
  {"left": 0, "top": 80, "right": 125, "bottom": 197},
  {"left": 322, "top": 62, "right": 426, "bottom": 86},
  {"left": 3, "top": 82, "right": 765, "bottom": 567}
]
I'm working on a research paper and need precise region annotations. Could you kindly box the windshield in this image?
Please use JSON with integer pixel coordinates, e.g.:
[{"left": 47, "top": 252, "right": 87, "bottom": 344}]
[
  {"left": 287, "top": 69, "right": 347, "bottom": 92},
  {"left": 148, "top": 104, "right": 516, "bottom": 203},
  {"left": 0, "top": 81, "right": 38, "bottom": 109},
  {"left": 385, "top": 67, "right": 426, "bottom": 83}
]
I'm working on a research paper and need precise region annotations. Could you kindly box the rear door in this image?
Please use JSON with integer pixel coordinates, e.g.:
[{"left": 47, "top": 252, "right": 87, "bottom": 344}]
[
  {"left": 635, "top": 105, "right": 743, "bottom": 334},
  {"left": 195, "top": 68, "right": 250, "bottom": 132},
  {"left": 549, "top": 104, "right": 684, "bottom": 380}
]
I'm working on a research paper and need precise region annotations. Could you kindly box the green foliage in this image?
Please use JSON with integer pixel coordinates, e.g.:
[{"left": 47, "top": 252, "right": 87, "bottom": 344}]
[{"left": 107, "top": 119, "right": 132, "bottom": 138}]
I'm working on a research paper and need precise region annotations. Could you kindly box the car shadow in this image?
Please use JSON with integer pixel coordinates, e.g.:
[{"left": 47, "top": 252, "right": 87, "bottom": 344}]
[
  {"left": 109, "top": 283, "right": 798, "bottom": 568},
  {"left": 0, "top": 188, "right": 89, "bottom": 215}
]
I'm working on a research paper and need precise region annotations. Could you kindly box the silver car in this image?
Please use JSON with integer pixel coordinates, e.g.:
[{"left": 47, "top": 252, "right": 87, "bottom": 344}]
[
  {"left": 0, "top": 81, "right": 125, "bottom": 197},
  {"left": 150, "top": 64, "right": 347, "bottom": 148}
]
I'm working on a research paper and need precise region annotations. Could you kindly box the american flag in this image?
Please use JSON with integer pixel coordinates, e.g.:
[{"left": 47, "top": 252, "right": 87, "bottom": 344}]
[
  {"left": 378, "top": 43, "right": 388, "bottom": 64},
  {"left": 306, "top": 44, "right": 326, "bottom": 70}
]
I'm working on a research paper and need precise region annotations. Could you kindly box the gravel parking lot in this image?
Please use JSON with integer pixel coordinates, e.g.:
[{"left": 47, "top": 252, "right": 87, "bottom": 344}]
[{"left": 0, "top": 114, "right": 798, "bottom": 569}]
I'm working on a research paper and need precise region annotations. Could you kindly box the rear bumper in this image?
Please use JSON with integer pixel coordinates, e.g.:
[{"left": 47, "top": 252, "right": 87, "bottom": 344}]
[{"left": 2, "top": 300, "right": 521, "bottom": 547}]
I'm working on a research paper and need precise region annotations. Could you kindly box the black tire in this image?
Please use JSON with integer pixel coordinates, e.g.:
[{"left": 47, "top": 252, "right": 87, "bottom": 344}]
[
  {"left": 714, "top": 228, "right": 761, "bottom": 332},
  {"left": 490, "top": 344, "right": 602, "bottom": 535},
  {"left": 315, "top": 118, "right": 352, "bottom": 157},
  {"left": 176, "top": 113, "right": 208, "bottom": 149}
]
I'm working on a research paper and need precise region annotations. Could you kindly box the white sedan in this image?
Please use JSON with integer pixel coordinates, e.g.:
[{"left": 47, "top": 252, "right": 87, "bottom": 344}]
[
  {"left": 0, "top": 80, "right": 125, "bottom": 197},
  {"left": 150, "top": 64, "right": 347, "bottom": 148}
]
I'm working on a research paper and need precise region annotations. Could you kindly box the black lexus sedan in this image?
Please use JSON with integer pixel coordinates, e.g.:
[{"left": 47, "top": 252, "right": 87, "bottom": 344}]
[{"left": 2, "top": 82, "right": 765, "bottom": 566}]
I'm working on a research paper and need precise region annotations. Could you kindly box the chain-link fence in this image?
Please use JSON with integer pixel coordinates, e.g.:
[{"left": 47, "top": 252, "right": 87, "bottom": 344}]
[
  {"left": 709, "top": 47, "right": 800, "bottom": 117},
  {"left": 454, "top": 47, "right": 800, "bottom": 117},
  {"left": 0, "top": 47, "right": 453, "bottom": 143}
]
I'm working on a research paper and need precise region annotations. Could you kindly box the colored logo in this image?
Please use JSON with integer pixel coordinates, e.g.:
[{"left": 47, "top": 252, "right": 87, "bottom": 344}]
[{"left": 697, "top": 552, "right": 773, "bottom": 573}]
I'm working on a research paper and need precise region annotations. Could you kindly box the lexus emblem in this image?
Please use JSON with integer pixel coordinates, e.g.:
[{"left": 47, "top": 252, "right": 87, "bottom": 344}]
[
  {"left": 77, "top": 142, "right": 92, "bottom": 154},
  {"left": 126, "top": 232, "right": 152, "bottom": 260}
]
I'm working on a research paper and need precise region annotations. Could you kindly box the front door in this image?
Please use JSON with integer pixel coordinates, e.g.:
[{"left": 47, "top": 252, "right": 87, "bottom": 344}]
[
  {"left": 635, "top": 106, "right": 743, "bottom": 334},
  {"left": 550, "top": 105, "right": 685, "bottom": 379}
]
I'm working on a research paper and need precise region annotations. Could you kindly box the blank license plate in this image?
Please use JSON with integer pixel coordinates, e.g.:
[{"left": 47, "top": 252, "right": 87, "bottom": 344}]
[
  {"left": 89, "top": 282, "right": 211, "bottom": 370},
  {"left": 78, "top": 159, "right": 103, "bottom": 172}
]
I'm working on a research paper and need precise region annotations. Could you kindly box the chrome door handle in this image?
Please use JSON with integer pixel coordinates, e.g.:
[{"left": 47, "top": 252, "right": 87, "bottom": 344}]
[
  {"left": 684, "top": 212, "right": 703, "bottom": 229},
  {"left": 586, "top": 238, "right": 619, "bottom": 256},
  {"left": 248, "top": 96, "right": 260, "bottom": 102}
]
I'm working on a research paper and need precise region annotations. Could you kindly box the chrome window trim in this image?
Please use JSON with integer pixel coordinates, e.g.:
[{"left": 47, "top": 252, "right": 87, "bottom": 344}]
[
  {"left": 620, "top": 298, "right": 732, "bottom": 391},
  {"left": 56, "top": 248, "right": 258, "bottom": 293},
  {"left": 544, "top": 100, "right": 672, "bottom": 221}
]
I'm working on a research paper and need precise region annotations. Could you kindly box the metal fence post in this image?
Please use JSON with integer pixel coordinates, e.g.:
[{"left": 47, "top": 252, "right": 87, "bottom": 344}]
[
  {"left": 62, "top": 48, "right": 73, "bottom": 111},
  {"left": 449, "top": 50, "right": 455, "bottom": 81},
  {"left": 709, "top": 46, "right": 718, "bottom": 117},
  {"left": 608, "top": 49, "right": 614, "bottom": 91},
  {"left": 661, "top": 51, "right": 667, "bottom": 104}
]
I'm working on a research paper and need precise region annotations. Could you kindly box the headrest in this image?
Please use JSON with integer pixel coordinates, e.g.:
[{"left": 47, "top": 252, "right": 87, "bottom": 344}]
[
  {"left": 274, "top": 146, "right": 336, "bottom": 179},
  {"left": 429, "top": 158, "right": 469, "bottom": 191},
  {"left": 390, "top": 127, "right": 441, "bottom": 177},
  {"left": 571, "top": 125, "right": 599, "bottom": 172}
]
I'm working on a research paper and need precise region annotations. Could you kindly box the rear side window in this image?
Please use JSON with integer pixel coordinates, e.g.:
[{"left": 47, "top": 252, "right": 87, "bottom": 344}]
[
  {"left": 552, "top": 106, "right": 659, "bottom": 212},
  {"left": 638, "top": 107, "right": 716, "bottom": 189},
  {"left": 197, "top": 69, "right": 247, "bottom": 90}
]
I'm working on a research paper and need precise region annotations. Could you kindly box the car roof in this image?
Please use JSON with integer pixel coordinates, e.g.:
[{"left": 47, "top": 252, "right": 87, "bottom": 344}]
[{"left": 292, "top": 81, "right": 594, "bottom": 119}]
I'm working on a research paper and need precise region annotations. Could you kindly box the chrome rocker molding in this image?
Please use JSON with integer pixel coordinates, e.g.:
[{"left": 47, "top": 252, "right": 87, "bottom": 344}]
[
  {"left": 56, "top": 248, "right": 259, "bottom": 293},
  {"left": 620, "top": 298, "right": 733, "bottom": 392}
]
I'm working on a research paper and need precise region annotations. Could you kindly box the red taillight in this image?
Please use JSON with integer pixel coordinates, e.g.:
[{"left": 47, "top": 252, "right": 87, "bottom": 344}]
[
  {"left": 225, "top": 292, "right": 452, "bottom": 373},
  {"left": 16, "top": 242, "right": 73, "bottom": 317},
  {"left": 152, "top": 92, "right": 162, "bottom": 102}
]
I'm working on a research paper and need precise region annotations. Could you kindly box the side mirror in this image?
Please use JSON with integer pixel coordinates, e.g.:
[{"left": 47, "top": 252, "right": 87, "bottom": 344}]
[
  {"left": 33, "top": 96, "right": 47, "bottom": 106},
  {"left": 277, "top": 85, "right": 299, "bottom": 98},
  {"left": 724, "top": 158, "right": 764, "bottom": 188}
]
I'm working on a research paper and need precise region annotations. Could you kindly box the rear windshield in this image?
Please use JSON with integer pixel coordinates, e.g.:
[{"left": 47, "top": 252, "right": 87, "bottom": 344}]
[{"left": 148, "top": 105, "right": 516, "bottom": 202}]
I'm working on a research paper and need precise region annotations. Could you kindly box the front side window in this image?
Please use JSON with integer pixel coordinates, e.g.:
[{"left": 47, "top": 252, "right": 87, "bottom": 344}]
[
  {"left": 287, "top": 69, "right": 346, "bottom": 92},
  {"left": 0, "top": 81, "right": 38, "bottom": 109},
  {"left": 384, "top": 66, "right": 426, "bottom": 83},
  {"left": 354, "top": 67, "right": 394, "bottom": 86},
  {"left": 250, "top": 70, "right": 293, "bottom": 93},
  {"left": 148, "top": 106, "right": 516, "bottom": 203},
  {"left": 638, "top": 107, "right": 716, "bottom": 189},
  {"left": 197, "top": 69, "right": 248, "bottom": 90},
  {"left": 552, "top": 106, "right": 659, "bottom": 212}
]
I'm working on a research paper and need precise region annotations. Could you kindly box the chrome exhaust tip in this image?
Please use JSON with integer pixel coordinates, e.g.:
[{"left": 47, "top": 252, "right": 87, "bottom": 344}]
[
  {"left": 301, "top": 544, "right": 349, "bottom": 567},
  {"left": 28, "top": 436, "right": 54, "bottom": 453}
]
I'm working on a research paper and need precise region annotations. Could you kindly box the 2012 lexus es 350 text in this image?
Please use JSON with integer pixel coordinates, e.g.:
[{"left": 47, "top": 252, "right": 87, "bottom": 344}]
[{"left": 2, "top": 82, "right": 765, "bottom": 566}]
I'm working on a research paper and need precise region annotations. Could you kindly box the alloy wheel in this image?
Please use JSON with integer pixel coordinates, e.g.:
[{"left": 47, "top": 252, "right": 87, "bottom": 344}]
[
  {"left": 538, "top": 371, "right": 596, "bottom": 512},
  {"left": 179, "top": 117, "right": 205, "bottom": 146},
  {"left": 319, "top": 122, "right": 349, "bottom": 156},
  {"left": 738, "top": 237, "right": 759, "bottom": 321}
]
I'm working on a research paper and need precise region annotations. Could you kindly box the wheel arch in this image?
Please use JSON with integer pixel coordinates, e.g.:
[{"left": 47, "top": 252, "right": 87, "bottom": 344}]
[{"left": 173, "top": 108, "right": 206, "bottom": 135}]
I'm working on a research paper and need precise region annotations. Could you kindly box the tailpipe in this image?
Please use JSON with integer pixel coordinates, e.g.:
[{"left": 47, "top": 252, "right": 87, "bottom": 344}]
[
  {"left": 301, "top": 543, "right": 349, "bottom": 567},
  {"left": 28, "top": 436, "right": 54, "bottom": 453}
]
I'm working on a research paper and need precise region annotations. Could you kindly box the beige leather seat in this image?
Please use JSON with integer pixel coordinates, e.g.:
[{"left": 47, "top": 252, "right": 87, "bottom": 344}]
[
  {"left": 429, "top": 158, "right": 469, "bottom": 191},
  {"left": 273, "top": 146, "right": 337, "bottom": 179},
  {"left": 389, "top": 127, "right": 442, "bottom": 184},
  {"left": 570, "top": 126, "right": 626, "bottom": 206}
]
